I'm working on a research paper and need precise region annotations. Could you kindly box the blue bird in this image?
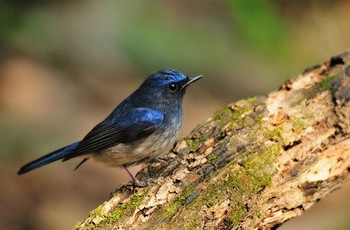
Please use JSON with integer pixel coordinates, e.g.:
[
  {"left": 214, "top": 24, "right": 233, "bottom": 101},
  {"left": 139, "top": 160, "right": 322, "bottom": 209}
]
[{"left": 18, "top": 69, "right": 202, "bottom": 187}]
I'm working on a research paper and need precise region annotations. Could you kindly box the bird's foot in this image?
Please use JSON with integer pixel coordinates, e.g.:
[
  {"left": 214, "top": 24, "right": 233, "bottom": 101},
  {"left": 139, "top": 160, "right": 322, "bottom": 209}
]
[
  {"left": 122, "top": 164, "right": 153, "bottom": 188},
  {"left": 131, "top": 179, "right": 150, "bottom": 188},
  {"left": 110, "top": 179, "right": 152, "bottom": 197},
  {"left": 154, "top": 153, "right": 175, "bottom": 163},
  {"left": 129, "top": 177, "right": 155, "bottom": 188}
]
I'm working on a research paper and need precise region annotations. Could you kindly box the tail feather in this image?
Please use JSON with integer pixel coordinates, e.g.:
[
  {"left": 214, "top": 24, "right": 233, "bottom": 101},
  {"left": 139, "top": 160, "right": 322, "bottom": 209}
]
[{"left": 17, "top": 142, "right": 80, "bottom": 175}]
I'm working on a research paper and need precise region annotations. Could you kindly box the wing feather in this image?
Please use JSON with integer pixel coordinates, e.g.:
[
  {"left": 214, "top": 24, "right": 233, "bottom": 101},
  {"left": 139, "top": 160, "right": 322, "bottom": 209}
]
[{"left": 63, "top": 108, "right": 163, "bottom": 161}]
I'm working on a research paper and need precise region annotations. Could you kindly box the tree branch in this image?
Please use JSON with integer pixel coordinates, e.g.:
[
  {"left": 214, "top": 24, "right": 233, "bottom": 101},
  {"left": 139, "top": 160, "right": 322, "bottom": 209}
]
[{"left": 75, "top": 51, "right": 350, "bottom": 230}]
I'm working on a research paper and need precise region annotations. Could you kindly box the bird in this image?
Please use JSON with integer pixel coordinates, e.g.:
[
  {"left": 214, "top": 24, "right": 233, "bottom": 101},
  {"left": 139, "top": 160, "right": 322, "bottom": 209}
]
[{"left": 17, "top": 69, "right": 202, "bottom": 187}]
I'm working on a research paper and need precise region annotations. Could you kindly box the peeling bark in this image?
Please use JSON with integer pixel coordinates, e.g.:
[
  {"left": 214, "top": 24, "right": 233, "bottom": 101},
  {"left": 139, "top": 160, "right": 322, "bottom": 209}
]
[{"left": 75, "top": 51, "right": 350, "bottom": 230}]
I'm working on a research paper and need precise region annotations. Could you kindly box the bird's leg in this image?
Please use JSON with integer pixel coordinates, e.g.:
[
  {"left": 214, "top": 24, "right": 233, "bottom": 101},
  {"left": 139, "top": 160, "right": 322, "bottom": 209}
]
[
  {"left": 123, "top": 165, "right": 149, "bottom": 187},
  {"left": 74, "top": 158, "right": 89, "bottom": 170}
]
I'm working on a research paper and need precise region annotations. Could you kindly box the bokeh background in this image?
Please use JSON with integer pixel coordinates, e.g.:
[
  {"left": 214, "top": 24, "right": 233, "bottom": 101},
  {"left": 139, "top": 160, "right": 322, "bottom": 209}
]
[{"left": 1, "top": 1, "right": 350, "bottom": 229}]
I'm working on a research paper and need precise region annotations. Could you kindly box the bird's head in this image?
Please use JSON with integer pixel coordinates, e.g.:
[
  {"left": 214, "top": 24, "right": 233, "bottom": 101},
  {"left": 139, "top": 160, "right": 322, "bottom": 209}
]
[{"left": 136, "top": 69, "right": 202, "bottom": 108}]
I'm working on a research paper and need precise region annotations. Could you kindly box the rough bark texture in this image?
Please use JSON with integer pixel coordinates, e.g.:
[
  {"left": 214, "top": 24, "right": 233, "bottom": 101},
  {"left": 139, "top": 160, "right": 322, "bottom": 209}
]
[{"left": 75, "top": 51, "right": 350, "bottom": 230}]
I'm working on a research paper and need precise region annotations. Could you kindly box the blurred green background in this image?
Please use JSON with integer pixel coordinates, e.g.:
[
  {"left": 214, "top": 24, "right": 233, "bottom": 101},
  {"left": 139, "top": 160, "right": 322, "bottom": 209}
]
[{"left": 1, "top": 1, "right": 350, "bottom": 229}]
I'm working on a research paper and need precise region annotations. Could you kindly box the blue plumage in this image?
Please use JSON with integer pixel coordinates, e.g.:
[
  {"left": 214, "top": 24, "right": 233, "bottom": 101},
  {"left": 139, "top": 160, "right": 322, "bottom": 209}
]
[
  {"left": 18, "top": 69, "right": 201, "bottom": 187},
  {"left": 18, "top": 142, "right": 80, "bottom": 174},
  {"left": 143, "top": 69, "right": 187, "bottom": 86}
]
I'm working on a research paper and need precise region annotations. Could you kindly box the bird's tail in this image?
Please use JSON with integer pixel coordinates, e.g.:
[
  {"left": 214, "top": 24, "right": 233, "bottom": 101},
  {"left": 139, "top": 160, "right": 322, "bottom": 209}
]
[{"left": 17, "top": 142, "right": 80, "bottom": 175}]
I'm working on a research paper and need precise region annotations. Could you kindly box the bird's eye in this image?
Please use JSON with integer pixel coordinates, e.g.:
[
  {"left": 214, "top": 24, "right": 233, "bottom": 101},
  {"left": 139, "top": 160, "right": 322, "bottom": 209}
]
[{"left": 167, "top": 83, "right": 178, "bottom": 92}]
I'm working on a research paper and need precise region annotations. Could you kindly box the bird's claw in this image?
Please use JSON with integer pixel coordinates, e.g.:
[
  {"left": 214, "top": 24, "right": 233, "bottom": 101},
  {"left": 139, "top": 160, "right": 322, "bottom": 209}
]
[
  {"left": 132, "top": 180, "right": 150, "bottom": 188},
  {"left": 126, "top": 178, "right": 153, "bottom": 188},
  {"left": 110, "top": 178, "right": 153, "bottom": 197},
  {"left": 155, "top": 153, "right": 175, "bottom": 163}
]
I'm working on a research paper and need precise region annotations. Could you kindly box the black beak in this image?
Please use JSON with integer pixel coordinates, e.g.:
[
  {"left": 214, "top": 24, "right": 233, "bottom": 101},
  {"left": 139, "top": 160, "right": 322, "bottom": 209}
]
[{"left": 182, "top": 75, "right": 203, "bottom": 89}]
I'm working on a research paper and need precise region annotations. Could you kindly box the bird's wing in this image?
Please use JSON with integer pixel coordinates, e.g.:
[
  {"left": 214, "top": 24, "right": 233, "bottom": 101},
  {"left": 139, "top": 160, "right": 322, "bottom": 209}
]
[{"left": 63, "top": 108, "right": 164, "bottom": 160}]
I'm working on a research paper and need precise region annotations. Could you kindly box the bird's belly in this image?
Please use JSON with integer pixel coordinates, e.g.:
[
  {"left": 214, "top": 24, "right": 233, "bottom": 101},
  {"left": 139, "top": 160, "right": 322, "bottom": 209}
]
[{"left": 93, "top": 128, "right": 179, "bottom": 167}]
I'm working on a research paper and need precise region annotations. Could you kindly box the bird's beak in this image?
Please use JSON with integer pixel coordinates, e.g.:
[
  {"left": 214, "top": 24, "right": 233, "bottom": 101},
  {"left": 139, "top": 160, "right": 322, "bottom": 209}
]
[{"left": 182, "top": 75, "right": 203, "bottom": 89}]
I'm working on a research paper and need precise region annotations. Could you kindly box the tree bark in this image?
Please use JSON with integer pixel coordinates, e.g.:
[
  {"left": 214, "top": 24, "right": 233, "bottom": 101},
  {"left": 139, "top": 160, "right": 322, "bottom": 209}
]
[{"left": 75, "top": 51, "right": 350, "bottom": 230}]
